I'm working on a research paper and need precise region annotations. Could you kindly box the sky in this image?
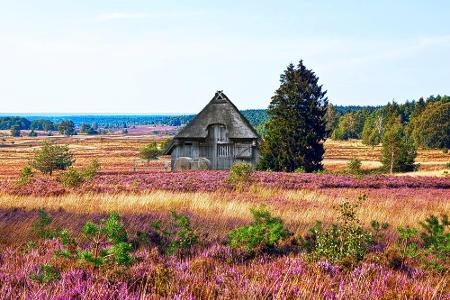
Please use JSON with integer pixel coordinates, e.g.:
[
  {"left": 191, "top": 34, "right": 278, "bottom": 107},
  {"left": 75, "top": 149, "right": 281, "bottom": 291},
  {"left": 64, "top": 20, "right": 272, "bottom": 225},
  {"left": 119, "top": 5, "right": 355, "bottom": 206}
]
[{"left": 0, "top": 1, "right": 449, "bottom": 114}]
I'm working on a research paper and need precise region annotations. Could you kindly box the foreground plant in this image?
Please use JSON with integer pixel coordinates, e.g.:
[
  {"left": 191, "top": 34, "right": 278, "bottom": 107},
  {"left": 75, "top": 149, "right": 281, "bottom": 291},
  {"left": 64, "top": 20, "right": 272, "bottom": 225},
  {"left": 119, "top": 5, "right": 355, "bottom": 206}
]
[
  {"left": 226, "top": 162, "right": 253, "bottom": 191},
  {"left": 31, "top": 208, "right": 58, "bottom": 239},
  {"left": 29, "top": 263, "right": 61, "bottom": 283},
  {"left": 146, "top": 211, "right": 198, "bottom": 257},
  {"left": 55, "top": 212, "right": 133, "bottom": 267},
  {"left": 396, "top": 214, "right": 449, "bottom": 272},
  {"left": 227, "top": 207, "right": 292, "bottom": 255},
  {"left": 302, "top": 195, "right": 387, "bottom": 264}
]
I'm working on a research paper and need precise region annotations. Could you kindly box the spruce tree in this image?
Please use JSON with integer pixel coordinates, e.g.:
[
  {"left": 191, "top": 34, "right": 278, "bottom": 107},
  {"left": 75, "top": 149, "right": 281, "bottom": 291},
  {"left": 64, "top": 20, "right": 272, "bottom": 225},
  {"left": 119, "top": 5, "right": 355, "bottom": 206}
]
[{"left": 258, "top": 61, "right": 328, "bottom": 172}]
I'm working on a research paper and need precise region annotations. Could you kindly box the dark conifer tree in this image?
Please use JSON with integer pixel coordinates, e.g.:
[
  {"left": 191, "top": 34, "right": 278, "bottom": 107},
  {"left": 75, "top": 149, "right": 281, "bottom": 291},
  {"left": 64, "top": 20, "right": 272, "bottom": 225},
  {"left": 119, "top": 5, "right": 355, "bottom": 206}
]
[{"left": 258, "top": 61, "right": 328, "bottom": 172}]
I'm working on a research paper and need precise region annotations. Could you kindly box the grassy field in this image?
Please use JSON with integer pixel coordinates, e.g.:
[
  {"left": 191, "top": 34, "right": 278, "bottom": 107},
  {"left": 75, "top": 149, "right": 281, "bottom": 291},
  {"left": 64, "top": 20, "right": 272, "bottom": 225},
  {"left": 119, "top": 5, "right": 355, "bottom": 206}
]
[
  {"left": 0, "top": 133, "right": 449, "bottom": 298},
  {"left": 1, "top": 134, "right": 449, "bottom": 178}
]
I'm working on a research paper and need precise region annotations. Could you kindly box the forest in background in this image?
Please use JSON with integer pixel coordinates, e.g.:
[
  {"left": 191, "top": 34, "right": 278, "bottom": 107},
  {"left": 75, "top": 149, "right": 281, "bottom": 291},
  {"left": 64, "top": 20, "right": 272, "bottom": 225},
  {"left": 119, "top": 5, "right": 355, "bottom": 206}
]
[{"left": 1, "top": 95, "right": 449, "bottom": 151}]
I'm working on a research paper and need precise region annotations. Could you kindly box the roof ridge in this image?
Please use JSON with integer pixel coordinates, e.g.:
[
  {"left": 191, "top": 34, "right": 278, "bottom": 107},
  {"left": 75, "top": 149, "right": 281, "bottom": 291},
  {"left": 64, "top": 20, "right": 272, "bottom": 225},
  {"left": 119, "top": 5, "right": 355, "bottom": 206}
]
[{"left": 171, "top": 90, "right": 260, "bottom": 140}]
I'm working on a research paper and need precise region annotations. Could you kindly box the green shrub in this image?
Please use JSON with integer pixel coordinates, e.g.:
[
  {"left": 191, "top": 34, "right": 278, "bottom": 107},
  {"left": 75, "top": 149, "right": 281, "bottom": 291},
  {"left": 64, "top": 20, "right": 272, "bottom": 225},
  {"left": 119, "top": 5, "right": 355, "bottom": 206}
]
[
  {"left": 54, "top": 212, "right": 133, "bottom": 267},
  {"left": 31, "top": 208, "right": 57, "bottom": 239},
  {"left": 59, "top": 167, "right": 84, "bottom": 188},
  {"left": 396, "top": 214, "right": 449, "bottom": 272},
  {"left": 59, "top": 159, "right": 100, "bottom": 187},
  {"left": 227, "top": 207, "right": 291, "bottom": 255},
  {"left": 442, "top": 148, "right": 449, "bottom": 154},
  {"left": 150, "top": 211, "right": 198, "bottom": 256},
  {"left": 17, "top": 165, "right": 33, "bottom": 186},
  {"left": 30, "top": 264, "right": 60, "bottom": 283},
  {"left": 139, "top": 142, "right": 161, "bottom": 162},
  {"left": 347, "top": 157, "right": 362, "bottom": 174},
  {"left": 31, "top": 141, "right": 74, "bottom": 175},
  {"left": 446, "top": 162, "right": 450, "bottom": 169},
  {"left": 294, "top": 166, "right": 305, "bottom": 173},
  {"left": 419, "top": 214, "right": 449, "bottom": 256},
  {"left": 81, "top": 159, "right": 100, "bottom": 181},
  {"left": 302, "top": 195, "right": 381, "bottom": 263},
  {"left": 226, "top": 162, "right": 253, "bottom": 190}
]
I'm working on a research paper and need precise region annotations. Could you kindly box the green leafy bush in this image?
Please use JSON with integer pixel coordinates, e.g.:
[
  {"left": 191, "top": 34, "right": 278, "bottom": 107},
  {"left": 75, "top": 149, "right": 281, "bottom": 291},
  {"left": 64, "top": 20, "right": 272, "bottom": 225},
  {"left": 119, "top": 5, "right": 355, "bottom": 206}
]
[
  {"left": 227, "top": 207, "right": 291, "bottom": 255},
  {"left": 81, "top": 159, "right": 100, "bottom": 181},
  {"left": 17, "top": 165, "right": 33, "bottom": 186},
  {"left": 28, "top": 130, "right": 38, "bottom": 137},
  {"left": 226, "top": 162, "right": 253, "bottom": 190},
  {"left": 149, "top": 211, "right": 198, "bottom": 256},
  {"left": 31, "top": 208, "right": 57, "bottom": 239},
  {"left": 59, "top": 167, "right": 84, "bottom": 188},
  {"left": 347, "top": 157, "right": 362, "bottom": 174},
  {"left": 31, "top": 141, "right": 74, "bottom": 175},
  {"left": 302, "top": 195, "right": 382, "bottom": 264},
  {"left": 59, "top": 159, "right": 100, "bottom": 187},
  {"left": 55, "top": 212, "right": 133, "bottom": 267},
  {"left": 396, "top": 214, "right": 449, "bottom": 272},
  {"left": 30, "top": 264, "right": 60, "bottom": 283},
  {"left": 294, "top": 167, "right": 305, "bottom": 173},
  {"left": 419, "top": 215, "right": 449, "bottom": 256},
  {"left": 139, "top": 142, "right": 161, "bottom": 162}
]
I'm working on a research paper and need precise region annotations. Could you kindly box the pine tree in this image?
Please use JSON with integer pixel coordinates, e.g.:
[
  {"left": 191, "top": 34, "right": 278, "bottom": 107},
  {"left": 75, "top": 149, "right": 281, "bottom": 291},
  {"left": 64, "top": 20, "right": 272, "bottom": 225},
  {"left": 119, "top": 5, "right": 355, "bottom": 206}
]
[{"left": 258, "top": 61, "right": 328, "bottom": 172}]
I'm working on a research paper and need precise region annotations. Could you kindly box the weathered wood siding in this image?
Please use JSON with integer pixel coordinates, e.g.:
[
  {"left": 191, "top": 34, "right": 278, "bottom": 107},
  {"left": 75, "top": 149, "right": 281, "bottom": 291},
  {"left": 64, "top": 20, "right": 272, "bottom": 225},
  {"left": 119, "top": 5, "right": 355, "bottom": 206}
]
[{"left": 171, "top": 124, "right": 259, "bottom": 170}]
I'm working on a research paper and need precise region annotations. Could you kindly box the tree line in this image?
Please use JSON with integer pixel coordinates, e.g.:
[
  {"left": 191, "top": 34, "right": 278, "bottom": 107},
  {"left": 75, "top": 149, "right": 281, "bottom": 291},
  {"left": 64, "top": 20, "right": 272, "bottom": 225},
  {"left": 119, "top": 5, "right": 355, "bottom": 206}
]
[{"left": 328, "top": 95, "right": 450, "bottom": 149}]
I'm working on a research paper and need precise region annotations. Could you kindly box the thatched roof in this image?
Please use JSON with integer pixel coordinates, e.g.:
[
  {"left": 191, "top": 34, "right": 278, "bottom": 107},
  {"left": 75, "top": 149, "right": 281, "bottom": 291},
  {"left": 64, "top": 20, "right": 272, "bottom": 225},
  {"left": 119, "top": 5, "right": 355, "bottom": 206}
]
[{"left": 174, "top": 91, "right": 259, "bottom": 140}]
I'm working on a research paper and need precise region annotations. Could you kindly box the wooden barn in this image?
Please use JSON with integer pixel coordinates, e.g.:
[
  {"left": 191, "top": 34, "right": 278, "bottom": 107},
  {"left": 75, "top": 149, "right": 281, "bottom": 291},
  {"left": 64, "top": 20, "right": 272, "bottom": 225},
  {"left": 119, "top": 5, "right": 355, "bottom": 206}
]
[{"left": 164, "top": 91, "right": 261, "bottom": 170}]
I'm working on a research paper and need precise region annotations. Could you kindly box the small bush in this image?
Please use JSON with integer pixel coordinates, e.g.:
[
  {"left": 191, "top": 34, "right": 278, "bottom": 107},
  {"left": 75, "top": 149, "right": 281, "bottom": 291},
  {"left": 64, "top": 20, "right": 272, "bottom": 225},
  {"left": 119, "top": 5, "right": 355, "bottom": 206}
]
[
  {"left": 81, "top": 159, "right": 100, "bottom": 181},
  {"left": 446, "top": 162, "right": 450, "bottom": 169},
  {"left": 139, "top": 142, "right": 161, "bottom": 162},
  {"left": 30, "top": 264, "right": 60, "bottom": 283},
  {"left": 226, "top": 163, "right": 253, "bottom": 190},
  {"left": 294, "top": 167, "right": 305, "bottom": 173},
  {"left": 396, "top": 214, "right": 449, "bottom": 272},
  {"left": 17, "top": 165, "right": 33, "bottom": 186},
  {"left": 150, "top": 211, "right": 198, "bottom": 256},
  {"left": 55, "top": 212, "right": 133, "bottom": 267},
  {"left": 31, "top": 141, "right": 74, "bottom": 175},
  {"left": 302, "top": 195, "right": 383, "bottom": 264},
  {"left": 227, "top": 207, "right": 291, "bottom": 255},
  {"left": 59, "top": 167, "right": 84, "bottom": 188},
  {"left": 347, "top": 157, "right": 362, "bottom": 174},
  {"left": 442, "top": 148, "right": 449, "bottom": 154},
  {"left": 31, "top": 208, "right": 57, "bottom": 239},
  {"left": 419, "top": 214, "right": 449, "bottom": 256}
]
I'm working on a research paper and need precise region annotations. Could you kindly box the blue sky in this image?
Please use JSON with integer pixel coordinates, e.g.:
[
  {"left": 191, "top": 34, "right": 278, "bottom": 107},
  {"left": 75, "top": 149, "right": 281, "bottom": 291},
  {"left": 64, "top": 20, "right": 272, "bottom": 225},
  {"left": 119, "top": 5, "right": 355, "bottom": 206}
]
[{"left": 0, "top": 1, "right": 449, "bottom": 114}]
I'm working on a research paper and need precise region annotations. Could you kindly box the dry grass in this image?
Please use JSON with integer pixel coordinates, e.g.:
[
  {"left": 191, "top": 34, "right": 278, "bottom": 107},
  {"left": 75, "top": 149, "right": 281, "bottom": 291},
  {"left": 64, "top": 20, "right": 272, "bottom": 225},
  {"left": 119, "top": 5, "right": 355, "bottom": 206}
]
[
  {"left": 1, "top": 187, "right": 448, "bottom": 247},
  {"left": 0, "top": 134, "right": 168, "bottom": 178},
  {"left": 2, "top": 136, "right": 448, "bottom": 178}
]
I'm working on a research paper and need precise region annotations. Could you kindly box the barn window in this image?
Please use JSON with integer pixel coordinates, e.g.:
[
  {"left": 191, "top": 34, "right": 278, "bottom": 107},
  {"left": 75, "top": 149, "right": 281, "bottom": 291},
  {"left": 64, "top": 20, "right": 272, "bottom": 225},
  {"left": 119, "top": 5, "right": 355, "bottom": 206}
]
[
  {"left": 216, "top": 125, "right": 226, "bottom": 142},
  {"left": 217, "top": 144, "right": 232, "bottom": 157},
  {"left": 234, "top": 143, "right": 252, "bottom": 158}
]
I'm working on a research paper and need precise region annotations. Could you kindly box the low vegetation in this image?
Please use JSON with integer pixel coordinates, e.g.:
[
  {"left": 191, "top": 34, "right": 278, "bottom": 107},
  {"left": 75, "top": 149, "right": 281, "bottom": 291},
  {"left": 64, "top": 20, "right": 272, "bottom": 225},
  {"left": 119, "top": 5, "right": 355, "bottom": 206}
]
[
  {"left": 31, "top": 141, "right": 74, "bottom": 175},
  {"left": 227, "top": 207, "right": 291, "bottom": 255},
  {"left": 0, "top": 194, "right": 447, "bottom": 298},
  {"left": 139, "top": 141, "right": 161, "bottom": 162}
]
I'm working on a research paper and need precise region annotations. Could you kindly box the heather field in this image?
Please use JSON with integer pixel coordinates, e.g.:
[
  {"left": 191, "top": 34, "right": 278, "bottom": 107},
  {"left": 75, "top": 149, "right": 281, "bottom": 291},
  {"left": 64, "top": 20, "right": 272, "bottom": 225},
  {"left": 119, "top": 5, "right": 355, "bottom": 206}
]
[{"left": 0, "top": 135, "right": 449, "bottom": 299}]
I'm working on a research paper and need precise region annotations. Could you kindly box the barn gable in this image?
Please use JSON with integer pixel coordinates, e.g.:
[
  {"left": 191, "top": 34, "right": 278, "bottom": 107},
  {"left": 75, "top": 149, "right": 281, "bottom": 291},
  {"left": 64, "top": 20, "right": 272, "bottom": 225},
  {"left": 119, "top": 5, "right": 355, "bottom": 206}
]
[
  {"left": 164, "top": 91, "right": 260, "bottom": 170},
  {"left": 173, "top": 91, "right": 259, "bottom": 140}
]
